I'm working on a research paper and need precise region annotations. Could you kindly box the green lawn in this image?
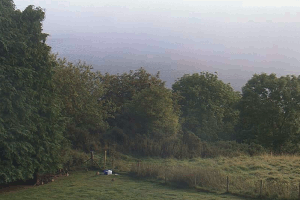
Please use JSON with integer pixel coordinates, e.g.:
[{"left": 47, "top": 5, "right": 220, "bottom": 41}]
[{"left": 0, "top": 171, "right": 247, "bottom": 200}]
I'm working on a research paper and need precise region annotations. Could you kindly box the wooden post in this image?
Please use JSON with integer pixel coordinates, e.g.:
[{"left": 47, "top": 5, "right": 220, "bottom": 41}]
[
  {"left": 104, "top": 150, "right": 107, "bottom": 169},
  {"left": 90, "top": 151, "right": 94, "bottom": 167},
  {"left": 138, "top": 161, "right": 141, "bottom": 175},
  {"left": 165, "top": 171, "right": 167, "bottom": 184},
  {"left": 194, "top": 175, "right": 197, "bottom": 187},
  {"left": 260, "top": 180, "right": 263, "bottom": 197},
  {"left": 164, "top": 167, "right": 167, "bottom": 184},
  {"left": 226, "top": 176, "right": 229, "bottom": 193}
]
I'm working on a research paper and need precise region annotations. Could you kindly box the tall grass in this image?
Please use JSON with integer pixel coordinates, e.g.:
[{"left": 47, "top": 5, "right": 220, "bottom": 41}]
[
  {"left": 130, "top": 155, "right": 300, "bottom": 199},
  {"left": 61, "top": 149, "right": 300, "bottom": 199}
]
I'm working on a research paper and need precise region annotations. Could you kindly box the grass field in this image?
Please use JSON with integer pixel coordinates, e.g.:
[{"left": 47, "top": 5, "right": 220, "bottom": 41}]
[
  {"left": 2, "top": 154, "right": 299, "bottom": 200},
  {"left": 0, "top": 171, "right": 247, "bottom": 200},
  {"left": 129, "top": 154, "right": 300, "bottom": 199},
  {"left": 137, "top": 154, "right": 300, "bottom": 182}
]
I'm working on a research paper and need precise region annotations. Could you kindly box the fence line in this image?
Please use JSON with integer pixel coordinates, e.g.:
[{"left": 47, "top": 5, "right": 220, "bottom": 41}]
[{"left": 131, "top": 161, "right": 300, "bottom": 199}]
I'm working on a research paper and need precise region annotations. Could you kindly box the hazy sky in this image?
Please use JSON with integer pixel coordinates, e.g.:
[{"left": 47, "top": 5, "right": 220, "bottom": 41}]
[
  {"left": 14, "top": 0, "right": 300, "bottom": 10},
  {"left": 13, "top": 0, "right": 300, "bottom": 90}
]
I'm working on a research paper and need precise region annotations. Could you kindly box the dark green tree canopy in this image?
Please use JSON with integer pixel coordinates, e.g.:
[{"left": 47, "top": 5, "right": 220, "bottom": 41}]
[
  {"left": 238, "top": 73, "right": 300, "bottom": 152},
  {"left": 124, "top": 83, "right": 179, "bottom": 139},
  {"left": 101, "top": 68, "right": 164, "bottom": 108},
  {"left": 53, "top": 59, "right": 114, "bottom": 151},
  {"left": 172, "top": 72, "right": 240, "bottom": 141},
  {"left": 0, "top": 1, "right": 64, "bottom": 183},
  {"left": 102, "top": 68, "right": 179, "bottom": 139}
]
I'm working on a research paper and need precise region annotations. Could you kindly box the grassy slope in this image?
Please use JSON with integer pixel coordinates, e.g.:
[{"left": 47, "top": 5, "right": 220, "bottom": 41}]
[
  {"left": 2, "top": 154, "right": 298, "bottom": 200},
  {"left": 0, "top": 171, "right": 246, "bottom": 200},
  {"left": 131, "top": 154, "right": 300, "bottom": 199},
  {"left": 140, "top": 154, "right": 300, "bottom": 182}
]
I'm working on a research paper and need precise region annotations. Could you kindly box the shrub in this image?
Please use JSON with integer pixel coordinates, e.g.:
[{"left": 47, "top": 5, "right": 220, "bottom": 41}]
[{"left": 59, "top": 148, "right": 88, "bottom": 170}]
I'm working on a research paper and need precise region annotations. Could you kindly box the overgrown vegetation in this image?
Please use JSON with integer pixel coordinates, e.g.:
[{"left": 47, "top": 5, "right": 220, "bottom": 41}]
[
  {"left": 131, "top": 155, "right": 300, "bottom": 199},
  {"left": 0, "top": 1, "right": 65, "bottom": 184},
  {"left": 0, "top": 171, "right": 246, "bottom": 200},
  {"left": 3, "top": 3, "right": 300, "bottom": 198}
]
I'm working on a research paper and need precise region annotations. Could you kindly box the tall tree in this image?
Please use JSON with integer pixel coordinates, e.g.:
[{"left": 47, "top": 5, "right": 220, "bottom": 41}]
[
  {"left": 124, "top": 84, "right": 179, "bottom": 139},
  {"left": 102, "top": 68, "right": 179, "bottom": 139},
  {"left": 238, "top": 73, "right": 300, "bottom": 152},
  {"left": 172, "top": 72, "right": 240, "bottom": 141},
  {"left": 53, "top": 59, "right": 113, "bottom": 151},
  {"left": 0, "top": 1, "right": 64, "bottom": 183}
]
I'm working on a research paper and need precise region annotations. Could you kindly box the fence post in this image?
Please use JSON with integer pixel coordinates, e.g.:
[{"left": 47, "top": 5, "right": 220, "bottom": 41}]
[
  {"left": 164, "top": 168, "right": 167, "bottom": 184},
  {"left": 138, "top": 161, "right": 141, "bottom": 175},
  {"left": 90, "top": 151, "right": 94, "bottom": 167},
  {"left": 165, "top": 170, "right": 167, "bottom": 184},
  {"left": 226, "top": 176, "right": 229, "bottom": 193},
  {"left": 195, "top": 175, "right": 197, "bottom": 187},
  {"left": 104, "top": 150, "right": 107, "bottom": 169},
  {"left": 260, "top": 180, "right": 263, "bottom": 197}
]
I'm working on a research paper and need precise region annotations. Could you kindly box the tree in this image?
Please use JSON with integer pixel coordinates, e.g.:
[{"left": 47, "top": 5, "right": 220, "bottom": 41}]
[
  {"left": 53, "top": 59, "right": 113, "bottom": 151},
  {"left": 0, "top": 1, "right": 64, "bottom": 183},
  {"left": 172, "top": 72, "right": 240, "bottom": 141},
  {"left": 101, "top": 68, "right": 180, "bottom": 139},
  {"left": 238, "top": 73, "right": 300, "bottom": 152},
  {"left": 124, "top": 84, "right": 179, "bottom": 139},
  {"left": 101, "top": 68, "right": 164, "bottom": 110}
]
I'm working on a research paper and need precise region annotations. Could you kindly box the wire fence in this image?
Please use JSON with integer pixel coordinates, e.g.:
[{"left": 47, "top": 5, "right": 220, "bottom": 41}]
[{"left": 131, "top": 161, "right": 300, "bottom": 199}]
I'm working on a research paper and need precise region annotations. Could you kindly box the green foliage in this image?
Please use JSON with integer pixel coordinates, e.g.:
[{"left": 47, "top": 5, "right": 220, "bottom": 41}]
[
  {"left": 124, "top": 85, "right": 179, "bottom": 138},
  {"left": 102, "top": 68, "right": 180, "bottom": 140},
  {"left": 172, "top": 72, "right": 240, "bottom": 141},
  {"left": 101, "top": 68, "right": 164, "bottom": 109},
  {"left": 238, "top": 73, "right": 300, "bottom": 152},
  {"left": 4, "top": 0, "right": 300, "bottom": 187},
  {"left": 0, "top": 2, "right": 64, "bottom": 183},
  {"left": 107, "top": 126, "right": 128, "bottom": 144},
  {"left": 181, "top": 131, "right": 204, "bottom": 158},
  {"left": 59, "top": 148, "right": 88, "bottom": 170},
  {"left": 53, "top": 59, "right": 113, "bottom": 151}
]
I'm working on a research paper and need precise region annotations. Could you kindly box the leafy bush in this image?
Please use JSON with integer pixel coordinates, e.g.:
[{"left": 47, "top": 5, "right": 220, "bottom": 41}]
[{"left": 59, "top": 148, "right": 88, "bottom": 170}]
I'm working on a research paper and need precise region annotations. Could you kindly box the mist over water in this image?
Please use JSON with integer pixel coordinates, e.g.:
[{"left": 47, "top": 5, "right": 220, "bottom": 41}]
[{"left": 15, "top": 0, "right": 300, "bottom": 90}]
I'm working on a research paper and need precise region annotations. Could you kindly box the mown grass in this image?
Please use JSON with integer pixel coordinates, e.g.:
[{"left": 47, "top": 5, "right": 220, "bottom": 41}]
[
  {"left": 0, "top": 171, "right": 246, "bottom": 200},
  {"left": 131, "top": 154, "right": 300, "bottom": 199}
]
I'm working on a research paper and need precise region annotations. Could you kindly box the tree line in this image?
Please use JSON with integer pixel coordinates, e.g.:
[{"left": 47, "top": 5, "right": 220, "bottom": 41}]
[{"left": 2, "top": 0, "right": 300, "bottom": 184}]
